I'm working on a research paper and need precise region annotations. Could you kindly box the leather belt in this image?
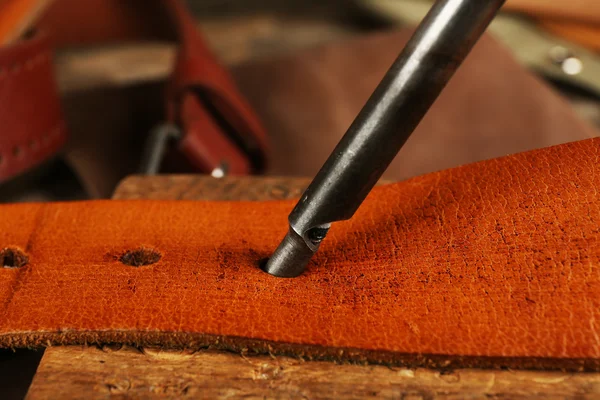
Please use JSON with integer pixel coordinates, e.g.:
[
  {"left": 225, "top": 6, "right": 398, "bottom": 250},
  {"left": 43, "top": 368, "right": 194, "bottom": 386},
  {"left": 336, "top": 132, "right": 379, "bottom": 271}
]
[
  {"left": 0, "top": 29, "right": 65, "bottom": 182},
  {"left": 0, "top": 0, "right": 268, "bottom": 184},
  {"left": 1, "top": 137, "right": 598, "bottom": 371}
]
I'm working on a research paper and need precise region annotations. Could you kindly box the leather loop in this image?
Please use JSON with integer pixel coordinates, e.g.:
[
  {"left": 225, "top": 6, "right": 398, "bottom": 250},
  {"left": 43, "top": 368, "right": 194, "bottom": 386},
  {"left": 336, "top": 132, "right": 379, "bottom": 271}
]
[
  {"left": 1, "top": 138, "right": 598, "bottom": 370},
  {"left": 0, "top": 0, "right": 268, "bottom": 184},
  {"left": 164, "top": 0, "right": 269, "bottom": 173},
  {"left": 176, "top": 94, "right": 252, "bottom": 174}
]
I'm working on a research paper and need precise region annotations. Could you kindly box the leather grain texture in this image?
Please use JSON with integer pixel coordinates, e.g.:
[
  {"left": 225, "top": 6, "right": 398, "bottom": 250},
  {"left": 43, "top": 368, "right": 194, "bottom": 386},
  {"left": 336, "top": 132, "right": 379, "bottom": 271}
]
[{"left": 1, "top": 138, "right": 599, "bottom": 370}]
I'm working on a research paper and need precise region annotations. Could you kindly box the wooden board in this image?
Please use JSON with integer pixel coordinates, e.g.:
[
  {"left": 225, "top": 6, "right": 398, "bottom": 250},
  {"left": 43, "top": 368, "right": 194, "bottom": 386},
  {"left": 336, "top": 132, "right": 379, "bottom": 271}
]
[
  {"left": 27, "top": 345, "right": 600, "bottom": 399},
  {"left": 25, "top": 175, "right": 600, "bottom": 399}
]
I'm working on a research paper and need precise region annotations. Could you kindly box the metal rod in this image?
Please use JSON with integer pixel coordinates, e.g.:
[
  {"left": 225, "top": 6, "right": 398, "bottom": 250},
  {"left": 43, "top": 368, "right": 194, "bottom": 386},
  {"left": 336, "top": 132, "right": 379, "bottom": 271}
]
[
  {"left": 263, "top": 0, "right": 506, "bottom": 278},
  {"left": 138, "top": 124, "right": 181, "bottom": 175}
]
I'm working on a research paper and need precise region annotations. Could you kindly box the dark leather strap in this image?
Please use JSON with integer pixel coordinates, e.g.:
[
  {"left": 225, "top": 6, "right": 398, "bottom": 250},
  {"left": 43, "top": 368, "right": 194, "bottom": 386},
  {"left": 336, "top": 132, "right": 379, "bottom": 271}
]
[
  {"left": 0, "top": 0, "right": 268, "bottom": 184},
  {"left": 1, "top": 138, "right": 598, "bottom": 371}
]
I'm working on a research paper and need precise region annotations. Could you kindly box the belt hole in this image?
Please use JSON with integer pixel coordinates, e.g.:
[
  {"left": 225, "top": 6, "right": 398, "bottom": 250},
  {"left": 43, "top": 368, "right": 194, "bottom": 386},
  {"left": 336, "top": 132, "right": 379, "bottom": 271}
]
[
  {"left": 12, "top": 146, "right": 23, "bottom": 158},
  {"left": 120, "top": 247, "right": 161, "bottom": 267},
  {"left": 1, "top": 247, "right": 29, "bottom": 268}
]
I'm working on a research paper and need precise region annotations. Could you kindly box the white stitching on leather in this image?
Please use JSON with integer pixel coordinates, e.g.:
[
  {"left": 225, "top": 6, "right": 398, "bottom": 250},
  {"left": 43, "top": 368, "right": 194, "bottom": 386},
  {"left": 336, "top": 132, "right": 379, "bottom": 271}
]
[{"left": 0, "top": 123, "right": 65, "bottom": 170}]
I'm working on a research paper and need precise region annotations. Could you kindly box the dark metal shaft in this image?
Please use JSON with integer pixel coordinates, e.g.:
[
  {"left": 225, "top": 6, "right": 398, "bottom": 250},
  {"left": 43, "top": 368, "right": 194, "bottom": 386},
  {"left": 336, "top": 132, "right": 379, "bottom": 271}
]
[{"left": 263, "top": 0, "right": 506, "bottom": 278}]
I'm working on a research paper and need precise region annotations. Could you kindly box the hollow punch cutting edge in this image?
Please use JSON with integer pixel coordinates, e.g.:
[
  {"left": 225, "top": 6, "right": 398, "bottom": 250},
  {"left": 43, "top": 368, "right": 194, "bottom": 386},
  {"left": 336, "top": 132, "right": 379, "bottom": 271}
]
[{"left": 263, "top": 0, "right": 506, "bottom": 278}]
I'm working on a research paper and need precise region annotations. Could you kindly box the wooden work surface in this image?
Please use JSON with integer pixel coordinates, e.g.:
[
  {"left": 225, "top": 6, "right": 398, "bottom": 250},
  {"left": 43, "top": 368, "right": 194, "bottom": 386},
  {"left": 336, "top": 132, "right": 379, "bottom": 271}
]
[{"left": 25, "top": 175, "right": 600, "bottom": 399}]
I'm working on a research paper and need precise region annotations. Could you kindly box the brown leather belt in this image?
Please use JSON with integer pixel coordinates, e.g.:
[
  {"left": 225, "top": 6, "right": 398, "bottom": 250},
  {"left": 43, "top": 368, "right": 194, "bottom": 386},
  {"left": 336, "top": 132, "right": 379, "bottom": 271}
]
[
  {"left": 0, "top": 0, "right": 268, "bottom": 184},
  {"left": 1, "top": 137, "right": 598, "bottom": 371}
]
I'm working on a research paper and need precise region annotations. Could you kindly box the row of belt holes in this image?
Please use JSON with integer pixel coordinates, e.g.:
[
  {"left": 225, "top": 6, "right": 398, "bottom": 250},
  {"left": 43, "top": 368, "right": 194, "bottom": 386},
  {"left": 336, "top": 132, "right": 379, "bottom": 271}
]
[
  {"left": 0, "top": 130, "right": 61, "bottom": 168},
  {"left": 0, "top": 53, "right": 48, "bottom": 79},
  {"left": 0, "top": 53, "right": 56, "bottom": 168},
  {"left": 1, "top": 247, "right": 162, "bottom": 268}
]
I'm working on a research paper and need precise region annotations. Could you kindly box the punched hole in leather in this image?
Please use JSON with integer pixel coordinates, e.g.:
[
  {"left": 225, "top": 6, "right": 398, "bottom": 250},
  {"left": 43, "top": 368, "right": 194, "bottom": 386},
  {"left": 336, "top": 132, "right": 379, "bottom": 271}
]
[
  {"left": 119, "top": 247, "right": 161, "bottom": 267},
  {"left": 0, "top": 247, "right": 29, "bottom": 268}
]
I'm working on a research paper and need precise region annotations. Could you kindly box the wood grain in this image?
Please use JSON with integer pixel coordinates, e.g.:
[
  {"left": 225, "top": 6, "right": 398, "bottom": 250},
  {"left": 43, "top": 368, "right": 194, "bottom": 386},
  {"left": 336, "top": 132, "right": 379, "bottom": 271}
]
[
  {"left": 27, "top": 345, "right": 600, "bottom": 400},
  {"left": 111, "top": 175, "right": 310, "bottom": 201},
  {"left": 25, "top": 175, "right": 600, "bottom": 399}
]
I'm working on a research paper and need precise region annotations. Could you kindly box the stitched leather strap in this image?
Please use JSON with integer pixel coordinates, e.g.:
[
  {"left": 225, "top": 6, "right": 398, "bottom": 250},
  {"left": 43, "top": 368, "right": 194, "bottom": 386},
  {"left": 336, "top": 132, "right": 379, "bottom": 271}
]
[
  {"left": 0, "top": 29, "right": 66, "bottom": 182},
  {"left": 1, "top": 138, "right": 598, "bottom": 370},
  {"left": 0, "top": 0, "right": 268, "bottom": 184}
]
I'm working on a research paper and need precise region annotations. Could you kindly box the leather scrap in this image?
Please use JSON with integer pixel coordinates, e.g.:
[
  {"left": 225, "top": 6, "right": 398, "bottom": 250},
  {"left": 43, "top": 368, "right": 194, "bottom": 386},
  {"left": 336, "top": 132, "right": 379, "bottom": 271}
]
[
  {"left": 233, "top": 29, "right": 598, "bottom": 182},
  {"left": 1, "top": 138, "right": 599, "bottom": 371}
]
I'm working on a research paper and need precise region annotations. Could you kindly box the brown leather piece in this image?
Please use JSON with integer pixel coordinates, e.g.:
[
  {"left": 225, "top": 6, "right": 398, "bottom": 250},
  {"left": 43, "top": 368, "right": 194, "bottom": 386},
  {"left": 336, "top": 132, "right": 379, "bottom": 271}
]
[
  {"left": 233, "top": 30, "right": 598, "bottom": 181},
  {"left": 1, "top": 138, "right": 599, "bottom": 370}
]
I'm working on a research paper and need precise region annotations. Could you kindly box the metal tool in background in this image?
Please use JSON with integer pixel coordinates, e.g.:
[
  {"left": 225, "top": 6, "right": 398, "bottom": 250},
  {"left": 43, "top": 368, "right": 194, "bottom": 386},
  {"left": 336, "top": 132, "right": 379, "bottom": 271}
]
[
  {"left": 262, "top": 0, "right": 506, "bottom": 278},
  {"left": 361, "top": 0, "right": 600, "bottom": 99}
]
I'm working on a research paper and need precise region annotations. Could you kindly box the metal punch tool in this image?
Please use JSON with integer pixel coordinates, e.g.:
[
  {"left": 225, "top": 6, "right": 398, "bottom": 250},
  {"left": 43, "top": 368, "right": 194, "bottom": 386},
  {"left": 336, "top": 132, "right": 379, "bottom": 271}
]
[{"left": 263, "top": 0, "right": 507, "bottom": 278}]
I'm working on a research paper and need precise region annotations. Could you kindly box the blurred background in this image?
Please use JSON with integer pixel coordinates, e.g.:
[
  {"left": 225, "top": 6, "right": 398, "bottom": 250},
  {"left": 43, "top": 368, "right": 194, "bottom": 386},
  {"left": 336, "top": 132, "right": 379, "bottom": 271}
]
[
  {"left": 1, "top": 0, "right": 600, "bottom": 205},
  {"left": 1, "top": 0, "right": 600, "bottom": 397}
]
